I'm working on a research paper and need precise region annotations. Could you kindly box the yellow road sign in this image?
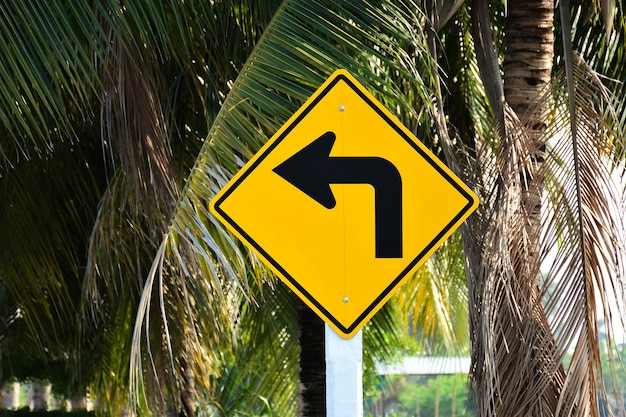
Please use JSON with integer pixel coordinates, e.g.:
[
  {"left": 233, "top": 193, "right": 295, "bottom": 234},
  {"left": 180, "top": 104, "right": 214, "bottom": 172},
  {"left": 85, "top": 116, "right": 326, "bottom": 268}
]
[{"left": 210, "top": 70, "right": 478, "bottom": 338}]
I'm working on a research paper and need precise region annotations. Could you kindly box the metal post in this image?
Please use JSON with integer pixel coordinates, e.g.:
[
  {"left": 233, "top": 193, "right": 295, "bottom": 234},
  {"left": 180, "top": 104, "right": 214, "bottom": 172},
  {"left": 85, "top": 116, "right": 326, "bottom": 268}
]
[{"left": 325, "top": 324, "right": 363, "bottom": 417}]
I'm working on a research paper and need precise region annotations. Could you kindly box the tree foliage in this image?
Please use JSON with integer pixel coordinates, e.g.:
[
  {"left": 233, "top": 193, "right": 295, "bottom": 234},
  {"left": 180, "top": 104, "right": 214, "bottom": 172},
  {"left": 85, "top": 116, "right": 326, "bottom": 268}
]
[{"left": 0, "top": 1, "right": 625, "bottom": 416}]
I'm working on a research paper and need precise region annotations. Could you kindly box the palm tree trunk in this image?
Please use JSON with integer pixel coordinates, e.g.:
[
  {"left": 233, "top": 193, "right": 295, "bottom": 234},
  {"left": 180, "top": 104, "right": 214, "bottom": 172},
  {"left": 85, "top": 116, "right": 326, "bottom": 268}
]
[
  {"left": 504, "top": 0, "right": 553, "bottom": 258},
  {"left": 298, "top": 301, "right": 326, "bottom": 417},
  {"left": 504, "top": 0, "right": 554, "bottom": 117},
  {"left": 463, "top": 1, "right": 572, "bottom": 416},
  {"left": 481, "top": 1, "right": 566, "bottom": 416}
]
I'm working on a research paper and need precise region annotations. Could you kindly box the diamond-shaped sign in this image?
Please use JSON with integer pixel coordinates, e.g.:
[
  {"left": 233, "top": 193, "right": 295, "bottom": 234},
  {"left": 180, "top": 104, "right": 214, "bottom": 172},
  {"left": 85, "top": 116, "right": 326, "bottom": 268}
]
[{"left": 210, "top": 70, "right": 478, "bottom": 338}]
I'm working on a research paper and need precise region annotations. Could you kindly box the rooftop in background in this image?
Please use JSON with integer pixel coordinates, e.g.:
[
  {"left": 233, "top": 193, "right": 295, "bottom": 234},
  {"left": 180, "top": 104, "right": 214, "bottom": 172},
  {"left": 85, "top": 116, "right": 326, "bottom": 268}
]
[{"left": 376, "top": 356, "right": 470, "bottom": 375}]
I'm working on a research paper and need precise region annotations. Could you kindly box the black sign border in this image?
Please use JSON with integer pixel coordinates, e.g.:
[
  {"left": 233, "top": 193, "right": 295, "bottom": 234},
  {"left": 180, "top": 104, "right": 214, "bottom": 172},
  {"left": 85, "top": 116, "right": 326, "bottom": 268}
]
[{"left": 212, "top": 73, "right": 477, "bottom": 335}]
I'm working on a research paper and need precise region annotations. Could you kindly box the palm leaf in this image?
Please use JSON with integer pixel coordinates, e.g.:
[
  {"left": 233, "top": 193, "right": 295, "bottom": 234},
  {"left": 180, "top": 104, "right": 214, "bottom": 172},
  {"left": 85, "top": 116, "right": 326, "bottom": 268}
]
[
  {"left": 397, "top": 232, "right": 470, "bottom": 355},
  {"left": 445, "top": 47, "right": 626, "bottom": 417},
  {"left": 130, "top": 0, "right": 437, "bottom": 412},
  {"left": 540, "top": 58, "right": 626, "bottom": 417},
  {"left": 0, "top": 0, "right": 287, "bottom": 409},
  {"left": 0, "top": 2, "right": 109, "bottom": 169},
  {"left": 0, "top": 138, "right": 101, "bottom": 351},
  {"left": 428, "top": 2, "right": 626, "bottom": 416}
]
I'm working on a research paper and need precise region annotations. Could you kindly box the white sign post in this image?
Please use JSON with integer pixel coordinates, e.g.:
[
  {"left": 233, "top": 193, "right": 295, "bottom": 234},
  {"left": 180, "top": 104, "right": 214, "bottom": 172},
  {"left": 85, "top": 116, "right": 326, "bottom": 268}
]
[{"left": 325, "top": 324, "right": 363, "bottom": 417}]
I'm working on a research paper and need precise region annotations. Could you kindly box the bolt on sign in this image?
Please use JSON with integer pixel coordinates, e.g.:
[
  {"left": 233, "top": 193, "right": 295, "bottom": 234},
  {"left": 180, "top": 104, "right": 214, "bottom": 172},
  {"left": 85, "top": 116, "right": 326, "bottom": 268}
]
[{"left": 210, "top": 70, "right": 478, "bottom": 338}]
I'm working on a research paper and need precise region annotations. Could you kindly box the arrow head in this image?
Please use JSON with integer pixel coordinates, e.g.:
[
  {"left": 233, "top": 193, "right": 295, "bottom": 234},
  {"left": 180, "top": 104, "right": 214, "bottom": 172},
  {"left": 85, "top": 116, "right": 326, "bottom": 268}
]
[{"left": 273, "top": 131, "right": 338, "bottom": 209}]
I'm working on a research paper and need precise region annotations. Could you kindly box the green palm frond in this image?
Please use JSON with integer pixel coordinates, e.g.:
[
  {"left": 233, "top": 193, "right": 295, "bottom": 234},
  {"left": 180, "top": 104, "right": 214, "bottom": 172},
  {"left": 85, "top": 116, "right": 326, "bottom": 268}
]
[
  {"left": 397, "top": 232, "right": 470, "bottom": 355},
  {"left": 0, "top": 0, "right": 284, "bottom": 171},
  {"left": 0, "top": 2, "right": 105, "bottom": 168},
  {"left": 130, "top": 0, "right": 438, "bottom": 412},
  {"left": 0, "top": 138, "right": 101, "bottom": 351},
  {"left": 204, "top": 282, "right": 299, "bottom": 416},
  {"left": 0, "top": 0, "right": 286, "bottom": 410}
]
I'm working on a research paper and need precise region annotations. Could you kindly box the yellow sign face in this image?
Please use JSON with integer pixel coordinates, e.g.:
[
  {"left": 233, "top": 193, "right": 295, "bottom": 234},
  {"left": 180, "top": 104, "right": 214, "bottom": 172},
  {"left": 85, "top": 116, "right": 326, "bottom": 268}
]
[{"left": 210, "top": 70, "right": 478, "bottom": 338}]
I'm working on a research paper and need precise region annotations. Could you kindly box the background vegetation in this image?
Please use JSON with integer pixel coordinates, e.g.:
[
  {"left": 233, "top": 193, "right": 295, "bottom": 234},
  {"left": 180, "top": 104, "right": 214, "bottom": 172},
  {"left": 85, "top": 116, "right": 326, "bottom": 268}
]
[{"left": 1, "top": 0, "right": 626, "bottom": 416}]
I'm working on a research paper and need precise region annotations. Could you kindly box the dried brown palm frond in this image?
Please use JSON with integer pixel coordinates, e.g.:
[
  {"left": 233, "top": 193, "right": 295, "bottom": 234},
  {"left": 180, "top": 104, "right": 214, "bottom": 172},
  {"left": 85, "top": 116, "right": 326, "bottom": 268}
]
[
  {"left": 443, "top": 54, "right": 626, "bottom": 417},
  {"left": 430, "top": 1, "right": 626, "bottom": 414},
  {"left": 100, "top": 36, "right": 178, "bottom": 229},
  {"left": 467, "top": 101, "right": 567, "bottom": 417},
  {"left": 83, "top": 31, "right": 179, "bottom": 315},
  {"left": 540, "top": 57, "right": 626, "bottom": 416}
]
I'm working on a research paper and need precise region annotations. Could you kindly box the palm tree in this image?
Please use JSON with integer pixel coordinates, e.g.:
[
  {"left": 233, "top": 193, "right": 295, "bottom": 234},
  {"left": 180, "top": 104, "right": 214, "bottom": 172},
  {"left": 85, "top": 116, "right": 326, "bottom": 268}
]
[
  {"left": 0, "top": 1, "right": 415, "bottom": 415},
  {"left": 155, "top": 1, "right": 625, "bottom": 416},
  {"left": 1, "top": 2, "right": 625, "bottom": 417},
  {"left": 0, "top": 1, "right": 284, "bottom": 413},
  {"left": 431, "top": 1, "right": 626, "bottom": 416}
]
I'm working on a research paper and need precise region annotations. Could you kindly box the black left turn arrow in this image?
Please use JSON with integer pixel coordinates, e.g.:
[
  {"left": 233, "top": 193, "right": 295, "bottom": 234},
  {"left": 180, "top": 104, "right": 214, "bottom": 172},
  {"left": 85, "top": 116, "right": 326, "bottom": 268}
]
[{"left": 273, "top": 131, "right": 403, "bottom": 258}]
